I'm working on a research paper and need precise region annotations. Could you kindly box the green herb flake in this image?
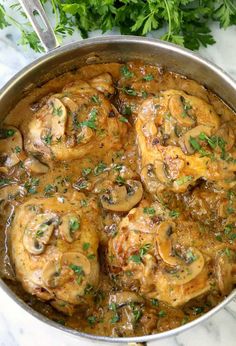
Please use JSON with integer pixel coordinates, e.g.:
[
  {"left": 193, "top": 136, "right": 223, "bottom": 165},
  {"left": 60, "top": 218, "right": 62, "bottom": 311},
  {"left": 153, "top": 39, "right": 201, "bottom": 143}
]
[
  {"left": 52, "top": 105, "right": 63, "bottom": 116},
  {"left": 83, "top": 242, "right": 90, "bottom": 251},
  {"left": 42, "top": 133, "right": 53, "bottom": 146},
  {"left": 80, "top": 109, "right": 98, "bottom": 130},
  {"left": 151, "top": 298, "right": 159, "bottom": 307},
  {"left": 14, "top": 146, "right": 21, "bottom": 153},
  {"left": 69, "top": 264, "right": 84, "bottom": 275},
  {"left": 129, "top": 254, "right": 142, "bottom": 264},
  {"left": 169, "top": 210, "right": 180, "bottom": 218},
  {"left": 115, "top": 176, "right": 126, "bottom": 185},
  {"left": 111, "top": 313, "right": 120, "bottom": 324},
  {"left": 82, "top": 167, "right": 92, "bottom": 177},
  {"left": 158, "top": 310, "right": 166, "bottom": 317},
  {"left": 87, "top": 315, "right": 97, "bottom": 326},
  {"left": 87, "top": 253, "right": 96, "bottom": 260},
  {"left": 119, "top": 116, "right": 129, "bottom": 123},
  {"left": 120, "top": 65, "right": 134, "bottom": 79},
  {"left": 143, "top": 207, "right": 156, "bottom": 215},
  {"left": 69, "top": 216, "right": 80, "bottom": 232},
  {"left": 80, "top": 199, "right": 88, "bottom": 207},
  {"left": 143, "top": 74, "right": 154, "bottom": 81},
  {"left": 175, "top": 176, "right": 193, "bottom": 186},
  {"left": 122, "top": 87, "right": 137, "bottom": 96},
  {"left": 94, "top": 162, "right": 107, "bottom": 176},
  {"left": 91, "top": 95, "right": 100, "bottom": 104}
]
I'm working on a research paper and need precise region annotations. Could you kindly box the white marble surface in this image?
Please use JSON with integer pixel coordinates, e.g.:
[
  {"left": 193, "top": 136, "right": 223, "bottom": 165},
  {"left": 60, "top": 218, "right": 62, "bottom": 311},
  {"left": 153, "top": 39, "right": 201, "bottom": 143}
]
[{"left": 0, "top": 14, "right": 236, "bottom": 346}]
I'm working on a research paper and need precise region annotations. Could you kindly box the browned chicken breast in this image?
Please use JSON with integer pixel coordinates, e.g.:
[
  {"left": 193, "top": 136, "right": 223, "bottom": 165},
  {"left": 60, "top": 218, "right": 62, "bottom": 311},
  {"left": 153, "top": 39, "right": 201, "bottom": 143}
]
[
  {"left": 25, "top": 73, "right": 127, "bottom": 162},
  {"left": 136, "top": 90, "right": 236, "bottom": 193},
  {"left": 108, "top": 201, "right": 236, "bottom": 307},
  {"left": 10, "top": 192, "right": 100, "bottom": 315}
]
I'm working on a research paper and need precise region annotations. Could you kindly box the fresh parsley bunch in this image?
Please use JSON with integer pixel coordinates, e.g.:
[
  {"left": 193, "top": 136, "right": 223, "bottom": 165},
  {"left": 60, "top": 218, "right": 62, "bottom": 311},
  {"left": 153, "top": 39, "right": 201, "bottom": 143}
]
[{"left": 0, "top": 0, "right": 235, "bottom": 52}]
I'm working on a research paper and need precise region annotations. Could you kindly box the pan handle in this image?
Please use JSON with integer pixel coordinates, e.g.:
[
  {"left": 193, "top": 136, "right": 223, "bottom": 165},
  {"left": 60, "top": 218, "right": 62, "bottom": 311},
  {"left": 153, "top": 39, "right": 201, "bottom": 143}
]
[{"left": 18, "top": 0, "right": 59, "bottom": 52}]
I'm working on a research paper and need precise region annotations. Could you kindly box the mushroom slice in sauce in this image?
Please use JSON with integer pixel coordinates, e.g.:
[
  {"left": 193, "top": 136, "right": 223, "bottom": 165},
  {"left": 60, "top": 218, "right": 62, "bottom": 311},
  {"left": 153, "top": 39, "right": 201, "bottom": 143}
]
[
  {"left": 0, "top": 126, "right": 23, "bottom": 168},
  {"left": 109, "top": 291, "right": 144, "bottom": 307},
  {"left": 180, "top": 124, "right": 213, "bottom": 154},
  {"left": 215, "top": 252, "right": 236, "bottom": 295},
  {"left": 89, "top": 73, "right": 115, "bottom": 95},
  {"left": 168, "top": 95, "right": 195, "bottom": 127},
  {"left": 23, "top": 214, "right": 57, "bottom": 255},
  {"left": 24, "top": 155, "right": 49, "bottom": 174},
  {"left": 101, "top": 180, "right": 143, "bottom": 212},
  {"left": 165, "top": 248, "right": 205, "bottom": 285},
  {"left": 59, "top": 213, "right": 81, "bottom": 243},
  {"left": 42, "top": 259, "right": 61, "bottom": 288},
  {"left": 156, "top": 221, "right": 177, "bottom": 266},
  {"left": 48, "top": 97, "right": 67, "bottom": 139}
]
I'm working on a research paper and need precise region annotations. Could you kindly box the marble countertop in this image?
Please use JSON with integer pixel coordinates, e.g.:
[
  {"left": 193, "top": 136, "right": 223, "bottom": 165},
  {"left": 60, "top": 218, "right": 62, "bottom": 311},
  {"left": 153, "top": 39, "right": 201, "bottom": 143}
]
[{"left": 0, "top": 17, "right": 236, "bottom": 346}]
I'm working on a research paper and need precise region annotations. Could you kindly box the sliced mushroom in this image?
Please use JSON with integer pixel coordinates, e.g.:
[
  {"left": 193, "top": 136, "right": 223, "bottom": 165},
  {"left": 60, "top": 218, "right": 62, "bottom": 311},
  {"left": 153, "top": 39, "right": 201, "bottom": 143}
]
[
  {"left": 61, "top": 252, "right": 91, "bottom": 277},
  {"left": 0, "top": 126, "right": 23, "bottom": 168},
  {"left": 169, "top": 95, "right": 195, "bottom": 127},
  {"left": 51, "top": 299, "right": 74, "bottom": 316},
  {"left": 141, "top": 164, "right": 165, "bottom": 193},
  {"left": 215, "top": 252, "right": 235, "bottom": 295},
  {"left": 77, "top": 126, "right": 94, "bottom": 144},
  {"left": 61, "top": 96, "right": 79, "bottom": 113},
  {"left": 156, "top": 221, "right": 177, "bottom": 266},
  {"left": 24, "top": 155, "right": 49, "bottom": 174},
  {"left": 214, "top": 123, "right": 235, "bottom": 152},
  {"left": 48, "top": 97, "right": 67, "bottom": 139},
  {"left": 154, "top": 160, "right": 170, "bottom": 184},
  {"left": 59, "top": 213, "right": 81, "bottom": 243},
  {"left": 42, "top": 260, "right": 61, "bottom": 288},
  {"left": 109, "top": 291, "right": 144, "bottom": 307},
  {"left": 142, "top": 121, "right": 157, "bottom": 138},
  {"left": 165, "top": 248, "right": 205, "bottom": 285},
  {"left": 101, "top": 180, "right": 143, "bottom": 212},
  {"left": 89, "top": 73, "right": 115, "bottom": 95},
  {"left": 180, "top": 124, "right": 213, "bottom": 154},
  {"left": 23, "top": 214, "right": 57, "bottom": 255}
]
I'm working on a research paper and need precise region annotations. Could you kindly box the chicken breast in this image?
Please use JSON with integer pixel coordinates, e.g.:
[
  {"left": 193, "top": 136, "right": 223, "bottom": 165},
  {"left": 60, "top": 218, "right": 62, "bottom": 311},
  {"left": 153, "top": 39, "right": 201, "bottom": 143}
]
[
  {"left": 108, "top": 201, "right": 235, "bottom": 307},
  {"left": 25, "top": 74, "right": 127, "bottom": 162},
  {"left": 10, "top": 192, "right": 100, "bottom": 315},
  {"left": 136, "top": 90, "right": 236, "bottom": 193}
]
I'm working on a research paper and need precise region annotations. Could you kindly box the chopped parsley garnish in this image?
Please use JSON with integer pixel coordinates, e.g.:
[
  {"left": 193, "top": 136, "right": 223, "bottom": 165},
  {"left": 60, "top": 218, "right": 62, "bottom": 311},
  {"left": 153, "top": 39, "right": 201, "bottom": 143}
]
[
  {"left": 175, "top": 176, "right": 192, "bottom": 186},
  {"left": 94, "top": 162, "right": 107, "bottom": 176},
  {"left": 185, "top": 250, "right": 197, "bottom": 264},
  {"left": 35, "top": 229, "right": 45, "bottom": 238},
  {"left": 120, "top": 65, "right": 134, "bottom": 79},
  {"left": 224, "top": 247, "right": 231, "bottom": 257},
  {"left": 87, "top": 253, "right": 96, "bottom": 260},
  {"left": 82, "top": 167, "right": 92, "bottom": 177},
  {"left": 91, "top": 95, "right": 100, "bottom": 104},
  {"left": 158, "top": 310, "right": 166, "bottom": 317},
  {"left": 130, "top": 304, "right": 142, "bottom": 323},
  {"left": 0, "top": 128, "right": 15, "bottom": 138},
  {"left": 0, "top": 178, "right": 11, "bottom": 187},
  {"left": 129, "top": 243, "right": 151, "bottom": 264},
  {"left": 73, "top": 179, "right": 87, "bottom": 190},
  {"left": 44, "top": 184, "right": 57, "bottom": 196},
  {"left": 52, "top": 105, "right": 63, "bottom": 116},
  {"left": 14, "top": 146, "right": 21, "bottom": 153},
  {"left": 87, "top": 315, "right": 97, "bottom": 326},
  {"left": 69, "top": 264, "right": 84, "bottom": 276},
  {"left": 111, "top": 313, "right": 120, "bottom": 324},
  {"left": 42, "top": 133, "right": 53, "bottom": 146},
  {"left": 119, "top": 116, "right": 129, "bottom": 123},
  {"left": 142, "top": 90, "right": 148, "bottom": 98},
  {"left": 24, "top": 177, "right": 40, "bottom": 194},
  {"left": 80, "top": 109, "right": 98, "bottom": 130},
  {"left": 80, "top": 199, "right": 88, "bottom": 207},
  {"left": 115, "top": 176, "right": 126, "bottom": 185},
  {"left": 109, "top": 303, "right": 120, "bottom": 323},
  {"left": 122, "top": 87, "right": 137, "bottom": 96},
  {"left": 121, "top": 105, "right": 132, "bottom": 116},
  {"left": 143, "top": 207, "right": 155, "bottom": 215},
  {"left": 169, "top": 210, "right": 180, "bottom": 218},
  {"left": 151, "top": 298, "right": 159, "bottom": 307},
  {"left": 143, "top": 74, "right": 154, "bottom": 81},
  {"left": 193, "top": 306, "right": 204, "bottom": 314},
  {"left": 83, "top": 242, "right": 90, "bottom": 251},
  {"left": 69, "top": 216, "right": 80, "bottom": 232}
]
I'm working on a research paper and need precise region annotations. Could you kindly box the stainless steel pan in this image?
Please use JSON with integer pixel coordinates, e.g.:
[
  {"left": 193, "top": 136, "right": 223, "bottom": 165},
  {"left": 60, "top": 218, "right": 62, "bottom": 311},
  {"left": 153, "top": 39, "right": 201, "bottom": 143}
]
[{"left": 0, "top": 0, "right": 236, "bottom": 344}]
